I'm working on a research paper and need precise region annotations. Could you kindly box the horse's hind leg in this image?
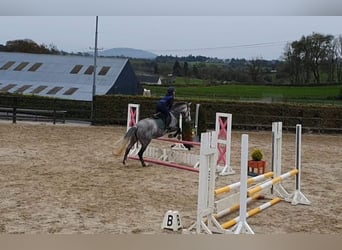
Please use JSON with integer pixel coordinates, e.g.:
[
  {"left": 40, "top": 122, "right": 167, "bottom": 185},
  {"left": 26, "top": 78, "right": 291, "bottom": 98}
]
[
  {"left": 138, "top": 143, "right": 149, "bottom": 167},
  {"left": 123, "top": 139, "right": 137, "bottom": 166}
]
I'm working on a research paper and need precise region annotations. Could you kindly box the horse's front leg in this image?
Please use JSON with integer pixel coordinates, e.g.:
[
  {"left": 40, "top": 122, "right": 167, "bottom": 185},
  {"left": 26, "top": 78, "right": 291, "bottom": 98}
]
[{"left": 168, "top": 127, "right": 181, "bottom": 138}]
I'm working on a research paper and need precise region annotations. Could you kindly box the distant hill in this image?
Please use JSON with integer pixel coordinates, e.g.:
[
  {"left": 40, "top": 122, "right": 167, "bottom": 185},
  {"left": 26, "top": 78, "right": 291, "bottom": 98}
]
[{"left": 96, "top": 48, "right": 158, "bottom": 59}]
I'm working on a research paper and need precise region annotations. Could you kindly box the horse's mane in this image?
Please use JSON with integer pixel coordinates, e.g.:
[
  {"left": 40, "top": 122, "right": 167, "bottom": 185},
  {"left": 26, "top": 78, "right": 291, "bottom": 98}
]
[{"left": 171, "top": 102, "right": 187, "bottom": 110}]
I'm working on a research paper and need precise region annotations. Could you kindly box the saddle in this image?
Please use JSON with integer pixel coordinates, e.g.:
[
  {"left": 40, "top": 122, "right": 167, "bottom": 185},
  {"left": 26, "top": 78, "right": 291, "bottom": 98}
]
[
  {"left": 152, "top": 112, "right": 171, "bottom": 129},
  {"left": 152, "top": 112, "right": 162, "bottom": 119}
]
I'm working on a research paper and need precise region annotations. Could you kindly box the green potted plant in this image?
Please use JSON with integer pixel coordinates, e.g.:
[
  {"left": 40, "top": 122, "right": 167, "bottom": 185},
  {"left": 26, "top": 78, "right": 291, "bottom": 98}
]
[
  {"left": 251, "top": 148, "right": 263, "bottom": 161},
  {"left": 248, "top": 148, "right": 266, "bottom": 176}
]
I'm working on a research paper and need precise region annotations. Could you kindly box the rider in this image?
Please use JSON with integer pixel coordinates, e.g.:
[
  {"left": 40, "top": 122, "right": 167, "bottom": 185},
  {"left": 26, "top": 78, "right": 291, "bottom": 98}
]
[{"left": 156, "top": 87, "right": 175, "bottom": 128}]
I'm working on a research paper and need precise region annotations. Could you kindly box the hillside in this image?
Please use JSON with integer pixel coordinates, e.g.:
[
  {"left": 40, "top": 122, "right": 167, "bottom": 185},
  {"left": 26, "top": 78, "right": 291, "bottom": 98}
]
[{"left": 97, "top": 47, "right": 157, "bottom": 59}]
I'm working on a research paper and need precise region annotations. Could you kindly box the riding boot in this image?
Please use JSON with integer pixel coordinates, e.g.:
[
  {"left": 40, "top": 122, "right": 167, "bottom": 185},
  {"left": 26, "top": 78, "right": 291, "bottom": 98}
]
[{"left": 165, "top": 115, "right": 171, "bottom": 130}]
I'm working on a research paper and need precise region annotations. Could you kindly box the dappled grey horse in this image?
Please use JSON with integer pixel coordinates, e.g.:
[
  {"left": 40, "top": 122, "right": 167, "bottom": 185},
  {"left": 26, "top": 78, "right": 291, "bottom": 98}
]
[{"left": 118, "top": 102, "right": 191, "bottom": 167}]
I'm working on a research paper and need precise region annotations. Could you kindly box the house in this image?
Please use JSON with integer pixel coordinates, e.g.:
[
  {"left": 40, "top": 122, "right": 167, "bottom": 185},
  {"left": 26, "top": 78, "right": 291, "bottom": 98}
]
[
  {"left": 137, "top": 74, "right": 162, "bottom": 85},
  {"left": 0, "top": 52, "right": 143, "bottom": 101}
]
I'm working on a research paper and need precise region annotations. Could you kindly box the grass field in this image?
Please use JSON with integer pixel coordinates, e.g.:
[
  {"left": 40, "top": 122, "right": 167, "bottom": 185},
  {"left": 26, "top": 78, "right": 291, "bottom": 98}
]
[{"left": 145, "top": 83, "right": 342, "bottom": 104}]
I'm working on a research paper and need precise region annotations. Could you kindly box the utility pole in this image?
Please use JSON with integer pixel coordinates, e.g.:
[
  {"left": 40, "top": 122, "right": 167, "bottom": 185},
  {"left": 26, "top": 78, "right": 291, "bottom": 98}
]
[{"left": 91, "top": 16, "right": 98, "bottom": 124}]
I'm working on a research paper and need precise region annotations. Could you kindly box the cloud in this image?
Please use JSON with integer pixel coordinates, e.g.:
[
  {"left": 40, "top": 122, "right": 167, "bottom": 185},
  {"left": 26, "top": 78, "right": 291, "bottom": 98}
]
[{"left": 1, "top": 0, "right": 342, "bottom": 15}]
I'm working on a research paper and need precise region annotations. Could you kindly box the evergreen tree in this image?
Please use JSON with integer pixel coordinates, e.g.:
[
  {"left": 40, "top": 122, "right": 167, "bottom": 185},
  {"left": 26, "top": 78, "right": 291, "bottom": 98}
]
[
  {"left": 183, "top": 62, "right": 189, "bottom": 76},
  {"left": 173, "top": 60, "right": 182, "bottom": 76}
]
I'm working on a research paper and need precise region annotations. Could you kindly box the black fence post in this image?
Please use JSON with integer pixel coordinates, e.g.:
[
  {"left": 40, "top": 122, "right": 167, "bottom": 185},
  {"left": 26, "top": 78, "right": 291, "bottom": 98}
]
[
  {"left": 13, "top": 97, "right": 17, "bottom": 124},
  {"left": 91, "top": 96, "right": 96, "bottom": 125},
  {"left": 53, "top": 99, "right": 56, "bottom": 125}
]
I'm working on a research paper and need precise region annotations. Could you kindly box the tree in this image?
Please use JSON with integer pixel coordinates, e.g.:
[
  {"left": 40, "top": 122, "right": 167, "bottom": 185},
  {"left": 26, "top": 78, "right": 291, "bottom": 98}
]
[
  {"left": 153, "top": 62, "right": 159, "bottom": 74},
  {"left": 307, "top": 33, "right": 334, "bottom": 83},
  {"left": 334, "top": 35, "right": 342, "bottom": 83},
  {"left": 47, "top": 43, "right": 60, "bottom": 55},
  {"left": 326, "top": 41, "right": 336, "bottom": 83},
  {"left": 192, "top": 64, "right": 199, "bottom": 78},
  {"left": 283, "top": 33, "right": 334, "bottom": 84},
  {"left": 172, "top": 60, "right": 182, "bottom": 76},
  {"left": 183, "top": 62, "right": 189, "bottom": 76},
  {"left": 248, "top": 58, "right": 263, "bottom": 82},
  {"left": 283, "top": 38, "right": 310, "bottom": 84},
  {"left": 4, "top": 39, "right": 60, "bottom": 54}
]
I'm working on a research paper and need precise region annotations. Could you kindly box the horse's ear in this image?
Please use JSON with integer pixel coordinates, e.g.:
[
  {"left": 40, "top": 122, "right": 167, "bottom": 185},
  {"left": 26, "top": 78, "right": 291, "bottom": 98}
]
[{"left": 188, "top": 102, "right": 192, "bottom": 106}]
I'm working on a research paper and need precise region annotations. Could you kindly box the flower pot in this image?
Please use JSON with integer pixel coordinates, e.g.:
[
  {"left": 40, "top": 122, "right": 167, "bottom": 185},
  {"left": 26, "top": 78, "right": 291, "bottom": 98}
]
[{"left": 248, "top": 160, "right": 266, "bottom": 176}]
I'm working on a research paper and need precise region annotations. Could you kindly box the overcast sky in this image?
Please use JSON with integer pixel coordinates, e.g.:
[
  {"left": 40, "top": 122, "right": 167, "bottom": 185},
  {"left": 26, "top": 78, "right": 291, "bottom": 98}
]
[
  {"left": 2, "top": 0, "right": 342, "bottom": 15},
  {"left": 1, "top": 16, "right": 341, "bottom": 60},
  {"left": 1, "top": 1, "right": 342, "bottom": 60}
]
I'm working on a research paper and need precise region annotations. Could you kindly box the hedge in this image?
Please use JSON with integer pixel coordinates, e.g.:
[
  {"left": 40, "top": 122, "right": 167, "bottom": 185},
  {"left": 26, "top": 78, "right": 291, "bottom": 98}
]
[{"left": 1, "top": 93, "right": 342, "bottom": 133}]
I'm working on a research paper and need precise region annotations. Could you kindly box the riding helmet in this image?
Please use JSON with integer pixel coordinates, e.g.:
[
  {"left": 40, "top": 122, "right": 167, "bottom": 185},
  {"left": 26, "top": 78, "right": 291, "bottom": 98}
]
[{"left": 167, "top": 87, "right": 175, "bottom": 95}]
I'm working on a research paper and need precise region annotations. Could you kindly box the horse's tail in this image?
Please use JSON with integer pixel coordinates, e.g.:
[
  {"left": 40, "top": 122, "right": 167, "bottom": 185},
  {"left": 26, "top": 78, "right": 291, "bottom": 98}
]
[{"left": 115, "top": 127, "right": 137, "bottom": 156}]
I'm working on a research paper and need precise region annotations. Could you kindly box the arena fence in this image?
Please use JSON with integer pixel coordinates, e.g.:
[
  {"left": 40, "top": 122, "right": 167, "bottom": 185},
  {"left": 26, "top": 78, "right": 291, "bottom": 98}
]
[{"left": 1, "top": 94, "right": 342, "bottom": 133}]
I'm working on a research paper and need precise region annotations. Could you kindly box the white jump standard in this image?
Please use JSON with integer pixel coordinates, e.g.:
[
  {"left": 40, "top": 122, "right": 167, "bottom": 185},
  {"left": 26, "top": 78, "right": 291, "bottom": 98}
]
[
  {"left": 187, "top": 122, "right": 310, "bottom": 234},
  {"left": 127, "top": 103, "right": 140, "bottom": 131},
  {"left": 215, "top": 113, "right": 234, "bottom": 176}
]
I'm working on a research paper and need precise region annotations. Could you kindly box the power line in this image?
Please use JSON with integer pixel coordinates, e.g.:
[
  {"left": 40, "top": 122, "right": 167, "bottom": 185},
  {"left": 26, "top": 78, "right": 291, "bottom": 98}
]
[{"left": 148, "top": 40, "right": 289, "bottom": 53}]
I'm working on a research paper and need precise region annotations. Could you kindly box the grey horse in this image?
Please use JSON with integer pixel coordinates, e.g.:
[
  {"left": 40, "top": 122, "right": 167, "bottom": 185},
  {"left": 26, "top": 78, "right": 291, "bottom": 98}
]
[{"left": 118, "top": 102, "right": 191, "bottom": 167}]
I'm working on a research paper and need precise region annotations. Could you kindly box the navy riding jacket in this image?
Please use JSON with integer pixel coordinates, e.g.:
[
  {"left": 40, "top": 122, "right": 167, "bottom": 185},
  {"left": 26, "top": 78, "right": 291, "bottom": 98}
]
[{"left": 159, "top": 95, "right": 174, "bottom": 111}]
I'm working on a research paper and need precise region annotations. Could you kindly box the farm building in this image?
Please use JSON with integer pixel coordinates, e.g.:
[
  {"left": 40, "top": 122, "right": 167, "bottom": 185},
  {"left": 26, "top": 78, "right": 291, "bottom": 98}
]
[
  {"left": 0, "top": 51, "right": 143, "bottom": 101},
  {"left": 137, "top": 74, "right": 162, "bottom": 85}
]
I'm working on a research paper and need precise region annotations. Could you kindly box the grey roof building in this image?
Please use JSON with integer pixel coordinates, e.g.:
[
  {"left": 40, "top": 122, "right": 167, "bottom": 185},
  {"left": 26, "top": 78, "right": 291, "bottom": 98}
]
[
  {"left": 0, "top": 52, "right": 143, "bottom": 101},
  {"left": 137, "top": 74, "right": 162, "bottom": 85}
]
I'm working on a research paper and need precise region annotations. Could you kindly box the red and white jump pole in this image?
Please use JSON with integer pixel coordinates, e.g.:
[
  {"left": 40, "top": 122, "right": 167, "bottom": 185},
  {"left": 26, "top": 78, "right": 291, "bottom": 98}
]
[{"left": 126, "top": 103, "right": 234, "bottom": 174}]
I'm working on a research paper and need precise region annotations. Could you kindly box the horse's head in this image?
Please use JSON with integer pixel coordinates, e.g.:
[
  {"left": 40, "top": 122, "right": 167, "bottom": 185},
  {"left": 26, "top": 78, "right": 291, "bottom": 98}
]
[
  {"left": 171, "top": 102, "right": 191, "bottom": 122},
  {"left": 183, "top": 102, "right": 191, "bottom": 122}
]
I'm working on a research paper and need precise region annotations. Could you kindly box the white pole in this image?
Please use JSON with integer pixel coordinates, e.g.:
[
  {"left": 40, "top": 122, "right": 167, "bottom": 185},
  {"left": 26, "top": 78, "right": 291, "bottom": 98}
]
[
  {"left": 232, "top": 134, "right": 254, "bottom": 234},
  {"left": 295, "top": 124, "right": 301, "bottom": 191},
  {"left": 287, "top": 124, "right": 311, "bottom": 205},
  {"left": 271, "top": 122, "right": 290, "bottom": 199},
  {"left": 272, "top": 122, "right": 282, "bottom": 177}
]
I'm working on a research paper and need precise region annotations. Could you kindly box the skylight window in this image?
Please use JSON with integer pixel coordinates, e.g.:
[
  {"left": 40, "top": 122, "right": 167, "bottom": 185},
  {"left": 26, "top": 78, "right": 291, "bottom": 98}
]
[
  {"left": 47, "top": 86, "right": 63, "bottom": 95},
  {"left": 70, "top": 65, "right": 83, "bottom": 74},
  {"left": 14, "top": 85, "right": 32, "bottom": 93},
  {"left": 63, "top": 87, "right": 78, "bottom": 95},
  {"left": 84, "top": 66, "right": 94, "bottom": 75},
  {"left": 98, "top": 66, "right": 110, "bottom": 76},
  {"left": 28, "top": 63, "right": 42, "bottom": 72},
  {"left": 30, "top": 85, "right": 48, "bottom": 94},
  {"left": 0, "top": 61, "right": 15, "bottom": 70},
  {"left": 14, "top": 62, "right": 29, "bottom": 71},
  {"left": 0, "top": 84, "right": 17, "bottom": 92}
]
